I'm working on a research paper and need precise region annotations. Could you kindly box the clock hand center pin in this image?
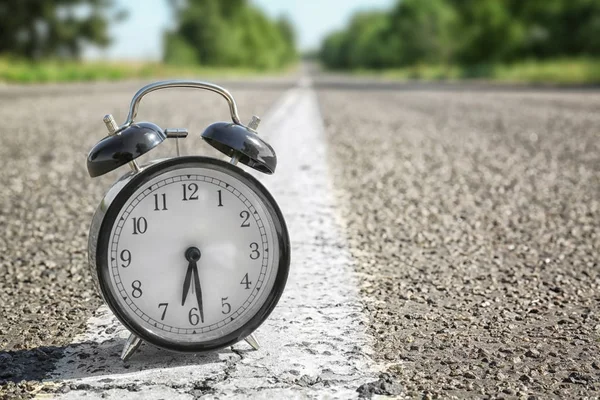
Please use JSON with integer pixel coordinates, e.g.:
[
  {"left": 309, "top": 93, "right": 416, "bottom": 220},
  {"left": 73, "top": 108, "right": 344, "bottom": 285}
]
[{"left": 182, "top": 247, "right": 201, "bottom": 306}]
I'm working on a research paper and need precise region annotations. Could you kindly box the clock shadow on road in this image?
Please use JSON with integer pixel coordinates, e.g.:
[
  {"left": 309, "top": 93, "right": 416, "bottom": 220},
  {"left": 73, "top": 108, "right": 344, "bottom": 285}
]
[{"left": 1, "top": 334, "right": 251, "bottom": 384}]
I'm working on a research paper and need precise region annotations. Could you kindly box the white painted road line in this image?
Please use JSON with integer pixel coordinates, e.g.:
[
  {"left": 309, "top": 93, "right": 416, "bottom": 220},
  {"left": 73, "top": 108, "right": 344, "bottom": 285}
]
[{"left": 48, "top": 82, "right": 378, "bottom": 399}]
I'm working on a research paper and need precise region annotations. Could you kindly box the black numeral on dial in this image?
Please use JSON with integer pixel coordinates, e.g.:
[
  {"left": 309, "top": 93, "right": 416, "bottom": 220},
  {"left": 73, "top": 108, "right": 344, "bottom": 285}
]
[
  {"left": 240, "top": 273, "right": 252, "bottom": 289},
  {"left": 158, "top": 303, "right": 168, "bottom": 320},
  {"left": 182, "top": 183, "right": 198, "bottom": 201},
  {"left": 221, "top": 297, "right": 231, "bottom": 314},
  {"left": 188, "top": 307, "right": 201, "bottom": 325},
  {"left": 249, "top": 242, "right": 260, "bottom": 260},
  {"left": 131, "top": 280, "right": 143, "bottom": 298},
  {"left": 240, "top": 211, "right": 250, "bottom": 227},
  {"left": 153, "top": 193, "right": 167, "bottom": 211},
  {"left": 120, "top": 249, "right": 131, "bottom": 267},
  {"left": 217, "top": 190, "right": 223, "bottom": 207},
  {"left": 132, "top": 217, "right": 147, "bottom": 235}
]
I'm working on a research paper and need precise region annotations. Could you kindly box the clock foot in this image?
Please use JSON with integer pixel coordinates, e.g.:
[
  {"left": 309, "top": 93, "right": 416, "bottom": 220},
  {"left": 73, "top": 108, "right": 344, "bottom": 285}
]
[
  {"left": 121, "top": 333, "right": 142, "bottom": 361},
  {"left": 244, "top": 333, "right": 260, "bottom": 350}
]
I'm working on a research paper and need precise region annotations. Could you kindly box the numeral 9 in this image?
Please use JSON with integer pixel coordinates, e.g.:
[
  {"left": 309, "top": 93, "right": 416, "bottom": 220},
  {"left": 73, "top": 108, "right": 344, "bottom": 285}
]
[{"left": 120, "top": 249, "right": 131, "bottom": 268}]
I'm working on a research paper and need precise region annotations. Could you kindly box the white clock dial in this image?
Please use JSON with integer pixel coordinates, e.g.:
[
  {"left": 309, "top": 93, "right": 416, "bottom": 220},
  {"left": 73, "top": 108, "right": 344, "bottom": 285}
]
[{"left": 105, "top": 165, "right": 280, "bottom": 344}]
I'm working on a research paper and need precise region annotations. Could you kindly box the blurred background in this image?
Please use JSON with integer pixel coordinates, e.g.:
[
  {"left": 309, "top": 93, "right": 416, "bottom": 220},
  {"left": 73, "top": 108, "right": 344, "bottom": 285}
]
[{"left": 1, "top": 0, "right": 599, "bottom": 84}]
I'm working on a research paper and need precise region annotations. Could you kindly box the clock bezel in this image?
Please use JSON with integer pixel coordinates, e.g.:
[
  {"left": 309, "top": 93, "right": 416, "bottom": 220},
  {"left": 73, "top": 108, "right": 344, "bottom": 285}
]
[{"left": 90, "top": 156, "right": 290, "bottom": 353}]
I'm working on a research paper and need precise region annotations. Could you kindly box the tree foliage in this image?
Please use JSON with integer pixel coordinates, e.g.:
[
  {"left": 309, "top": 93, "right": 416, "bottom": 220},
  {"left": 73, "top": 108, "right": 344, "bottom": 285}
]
[
  {"left": 164, "top": 0, "right": 297, "bottom": 69},
  {"left": 0, "top": 0, "right": 123, "bottom": 59},
  {"left": 320, "top": 0, "right": 600, "bottom": 69},
  {"left": 389, "top": 0, "right": 458, "bottom": 66}
]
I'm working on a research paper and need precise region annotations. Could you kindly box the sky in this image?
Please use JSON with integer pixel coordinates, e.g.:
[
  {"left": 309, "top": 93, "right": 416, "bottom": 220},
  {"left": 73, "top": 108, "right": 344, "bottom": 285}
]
[{"left": 84, "top": 0, "right": 394, "bottom": 60}]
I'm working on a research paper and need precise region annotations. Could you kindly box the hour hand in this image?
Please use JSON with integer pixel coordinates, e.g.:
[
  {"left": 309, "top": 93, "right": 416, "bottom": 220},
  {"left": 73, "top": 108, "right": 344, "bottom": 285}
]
[{"left": 181, "top": 262, "right": 193, "bottom": 306}]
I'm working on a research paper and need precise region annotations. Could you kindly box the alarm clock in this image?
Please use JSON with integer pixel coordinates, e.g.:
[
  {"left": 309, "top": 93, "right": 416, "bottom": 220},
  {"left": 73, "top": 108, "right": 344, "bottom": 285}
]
[{"left": 86, "top": 81, "right": 290, "bottom": 361}]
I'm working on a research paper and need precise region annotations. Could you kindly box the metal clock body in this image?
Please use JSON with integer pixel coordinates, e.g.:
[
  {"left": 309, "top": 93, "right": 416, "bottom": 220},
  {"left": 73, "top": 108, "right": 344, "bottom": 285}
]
[{"left": 86, "top": 81, "right": 290, "bottom": 360}]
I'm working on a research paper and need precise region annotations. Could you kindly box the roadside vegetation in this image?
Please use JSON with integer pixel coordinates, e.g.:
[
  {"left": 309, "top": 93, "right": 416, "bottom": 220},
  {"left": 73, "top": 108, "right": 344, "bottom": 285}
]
[
  {"left": 350, "top": 59, "right": 600, "bottom": 85},
  {"left": 320, "top": 0, "right": 600, "bottom": 84},
  {"left": 0, "top": 0, "right": 297, "bottom": 84},
  {"left": 0, "top": 58, "right": 292, "bottom": 84}
]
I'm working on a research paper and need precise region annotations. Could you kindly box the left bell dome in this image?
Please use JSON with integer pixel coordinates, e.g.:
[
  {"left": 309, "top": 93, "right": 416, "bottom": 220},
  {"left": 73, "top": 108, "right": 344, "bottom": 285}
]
[{"left": 87, "top": 122, "right": 166, "bottom": 177}]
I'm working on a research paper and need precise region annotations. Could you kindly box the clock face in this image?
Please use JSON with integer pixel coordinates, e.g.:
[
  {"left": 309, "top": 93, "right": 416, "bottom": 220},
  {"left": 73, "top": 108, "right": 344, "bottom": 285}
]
[{"left": 94, "top": 157, "right": 289, "bottom": 351}]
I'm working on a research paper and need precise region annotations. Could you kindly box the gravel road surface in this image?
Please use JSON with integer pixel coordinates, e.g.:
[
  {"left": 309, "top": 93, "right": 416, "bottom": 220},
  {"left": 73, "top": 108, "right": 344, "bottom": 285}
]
[
  {"left": 316, "top": 78, "right": 599, "bottom": 398},
  {"left": 1, "top": 72, "right": 599, "bottom": 399}
]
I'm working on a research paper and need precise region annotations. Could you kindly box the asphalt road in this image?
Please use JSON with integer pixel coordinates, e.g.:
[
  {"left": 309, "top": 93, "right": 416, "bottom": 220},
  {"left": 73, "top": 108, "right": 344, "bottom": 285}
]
[
  {"left": 0, "top": 73, "right": 599, "bottom": 399},
  {"left": 316, "top": 77, "right": 600, "bottom": 398}
]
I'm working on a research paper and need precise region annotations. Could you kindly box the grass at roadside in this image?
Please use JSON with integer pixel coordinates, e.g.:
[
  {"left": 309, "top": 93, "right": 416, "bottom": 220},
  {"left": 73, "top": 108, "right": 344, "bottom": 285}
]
[
  {"left": 0, "top": 58, "right": 292, "bottom": 83},
  {"left": 351, "top": 58, "right": 600, "bottom": 85}
]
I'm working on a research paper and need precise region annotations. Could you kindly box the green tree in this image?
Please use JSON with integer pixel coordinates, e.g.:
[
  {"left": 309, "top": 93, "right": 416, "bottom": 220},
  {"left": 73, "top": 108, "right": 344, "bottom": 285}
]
[
  {"left": 320, "top": 31, "right": 349, "bottom": 69},
  {"left": 513, "top": 0, "right": 600, "bottom": 58},
  {"left": 0, "top": 0, "right": 124, "bottom": 59},
  {"left": 164, "top": 0, "right": 297, "bottom": 69},
  {"left": 238, "top": 6, "right": 288, "bottom": 69},
  {"left": 448, "top": 0, "right": 525, "bottom": 64},
  {"left": 277, "top": 15, "right": 298, "bottom": 64},
  {"left": 163, "top": 33, "right": 200, "bottom": 65},
  {"left": 320, "top": 0, "right": 459, "bottom": 69},
  {"left": 389, "top": 0, "right": 458, "bottom": 65},
  {"left": 346, "top": 12, "right": 397, "bottom": 68},
  {"left": 319, "top": 0, "right": 600, "bottom": 70},
  {"left": 320, "top": 12, "right": 398, "bottom": 69}
]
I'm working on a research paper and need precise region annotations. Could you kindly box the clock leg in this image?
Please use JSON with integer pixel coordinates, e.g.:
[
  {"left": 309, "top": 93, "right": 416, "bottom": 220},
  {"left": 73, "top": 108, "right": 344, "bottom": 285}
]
[
  {"left": 244, "top": 333, "right": 260, "bottom": 350},
  {"left": 121, "top": 333, "right": 143, "bottom": 361}
]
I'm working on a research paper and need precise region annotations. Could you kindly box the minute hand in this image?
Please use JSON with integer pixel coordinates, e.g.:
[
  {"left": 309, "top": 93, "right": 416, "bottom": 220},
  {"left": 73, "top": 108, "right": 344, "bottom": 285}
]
[{"left": 192, "top": 262, "right": 204, "bottom": 323}]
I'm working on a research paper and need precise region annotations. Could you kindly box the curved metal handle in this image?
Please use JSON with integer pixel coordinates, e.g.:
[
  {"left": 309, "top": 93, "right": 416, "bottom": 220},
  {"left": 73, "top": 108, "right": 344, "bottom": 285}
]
[{"left": 122, "top": 80, "right": 243, "bottom": 128}]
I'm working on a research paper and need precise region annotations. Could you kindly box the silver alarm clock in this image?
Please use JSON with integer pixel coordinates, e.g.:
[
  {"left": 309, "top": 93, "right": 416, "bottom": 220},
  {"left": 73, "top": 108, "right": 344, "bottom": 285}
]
[{"left": 86, "top": 81, "right": 290, "bottom": 360}]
